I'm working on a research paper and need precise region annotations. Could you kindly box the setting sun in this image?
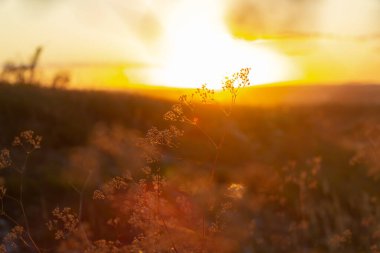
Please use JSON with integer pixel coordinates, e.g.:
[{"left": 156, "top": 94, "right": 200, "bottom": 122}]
[
  {"left": 136, "top": 0, "right": 299, "bottom": 89},
  {"left": 151, "top": 42, "right": 298, "bottom": 89}
]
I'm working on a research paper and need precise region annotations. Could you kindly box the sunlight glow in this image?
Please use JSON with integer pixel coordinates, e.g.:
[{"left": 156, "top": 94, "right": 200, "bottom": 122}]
[{"left": 139, "top": 1, "right": 299, "bottom": 89}]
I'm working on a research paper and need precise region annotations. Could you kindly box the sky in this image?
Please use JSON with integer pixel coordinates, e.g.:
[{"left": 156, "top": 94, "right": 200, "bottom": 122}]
[{"left": 1, "top": 0, "right": 380, "bottom": 89}]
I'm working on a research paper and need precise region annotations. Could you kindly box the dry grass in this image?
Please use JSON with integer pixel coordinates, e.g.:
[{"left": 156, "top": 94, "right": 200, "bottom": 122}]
[{"left": 1, "top": 68, "right": 380, "bottom": 252}]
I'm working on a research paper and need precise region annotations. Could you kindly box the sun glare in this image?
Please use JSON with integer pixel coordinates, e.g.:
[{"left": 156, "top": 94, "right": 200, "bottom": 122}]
[{"left": 140, "top": 1, "right": 299, "bottom": 89}]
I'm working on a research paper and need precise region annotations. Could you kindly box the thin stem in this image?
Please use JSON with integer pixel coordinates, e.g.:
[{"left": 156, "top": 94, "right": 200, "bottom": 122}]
[
  {"left": 202, "top": 214, "right": 205, "bottom": 238},
  {"left": 78, "top": 170, "right": 92, "bottom": 221},
  {"left": 19, "top": 155, "right": 31, "bottom": 231},
  {"left": 194, "top": 124, "right": 218, "bottom": 150},
  {"left": 18, "top": 153, "right": 41, "bottom": 253},
  {"left": 209, "top": 118, "right": 228, "bottom": 183},
  {"left": 5, "top": 194, "right": 21, "bottom": 205},
  {"left": 198, "top": 88, "right": 237, "bottom": 251},
  {"left": 160, "top": 216, "right": 179, "bottom": 253},
  {"left": 155, "top": 168, "right": 160, "bottom": 253},
  {"left": 73, "top": 170, "right": 93, "bottom": 248},
  {"left": 2, "top": 212, "right": 20, "bottom": 227},
  {"left": 0, "top": 209, "right": 36, "bottom": 250}
]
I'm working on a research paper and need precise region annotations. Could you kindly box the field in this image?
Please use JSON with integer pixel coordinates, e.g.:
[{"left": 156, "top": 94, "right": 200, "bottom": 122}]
[{"left": 1, "top": 78, "right": 380, "bottom": 252}]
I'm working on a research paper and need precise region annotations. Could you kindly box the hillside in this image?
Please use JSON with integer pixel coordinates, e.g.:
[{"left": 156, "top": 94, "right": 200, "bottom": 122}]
[
  {"left": 2, "top": 82, "right": 380, "bottom": 252},
  {"left": 2, "top": 82, "right": 380, "bottom": 166},
  {"left": 126, "top": 83, "right": 380, "bottom": 106}
]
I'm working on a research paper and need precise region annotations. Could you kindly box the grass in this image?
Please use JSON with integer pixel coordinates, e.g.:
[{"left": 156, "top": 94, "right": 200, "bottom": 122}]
[{"left": 1, "top": 71, "right": 380, "bottom": 252}]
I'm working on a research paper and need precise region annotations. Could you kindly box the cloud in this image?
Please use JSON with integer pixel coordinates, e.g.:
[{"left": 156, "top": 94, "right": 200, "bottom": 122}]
[
  {"left": 0, "top": 0, "right": 161, "bottom": 65},
  {"left": 224, "top": 0, "right": 321, "bottom": 40},
  {"left": 108, "top": 1, "right": 164, "bottom": 46},
  {"left": 224, "top": 0, "right": 380, "bottom": 40},
  {"left": 318, "top": 0, "right": 380, "bottom": 36}
]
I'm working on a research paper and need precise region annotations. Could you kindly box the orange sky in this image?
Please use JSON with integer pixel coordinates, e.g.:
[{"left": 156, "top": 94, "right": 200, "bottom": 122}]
[{"left": 1, "top": 0, "right": 380, "bottom": 89}]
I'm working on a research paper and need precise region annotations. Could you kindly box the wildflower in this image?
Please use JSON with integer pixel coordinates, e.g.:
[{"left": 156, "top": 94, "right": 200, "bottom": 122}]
[
  {"left": 107, "top": 217, "right": 120, "bottom": 227},
  {"left": 164, "top": 104, "right": 186, "bottom": 122},
  {"left": 194, "top": 84, "right": 215, "bottom": 104},
  {"left": 93, "top": 176, "right": 131, "bottom": 201},
  {"left": 371, "top": 245, "right": 380, "bottom": 253},
  {"left": 0, "top": 149, "right": 11, "bottom": 169},
  {"left": 12, "top": 130, "right": 42, "bottom": 152},
  {"left": 93, "top": 190, "right": 106, "bottom": 200},
  {"left": 85, "top": 240, "right": 123, "bottom": 253},
  {"left": 145, "top": 126, "right": 183, "bottom": 148},
  {"left": 47, "top": 207, "right": 79, "bottom": 240},
  {"left": 3, "top": 226, "right": 24, "bottom": 249},
  {"left": 227, "top": 183, "right": 245, "bottom": 199},
  {"left": 328, "top": 229, "right": 352, "bottom": 249},
  {"left": 141, "top": 166, "right": 152, "bottom": 175}
]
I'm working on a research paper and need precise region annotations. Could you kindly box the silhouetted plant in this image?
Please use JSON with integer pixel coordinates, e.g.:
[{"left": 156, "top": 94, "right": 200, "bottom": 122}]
[
  {"left": 51, "top": 71, "right": 70, "bottom": 89},
  {"left": 0, "top": 131, "right": 42, "bottom": 252},
  {"left": 0, "top": 47, "right": 43, "bottom": 85}
]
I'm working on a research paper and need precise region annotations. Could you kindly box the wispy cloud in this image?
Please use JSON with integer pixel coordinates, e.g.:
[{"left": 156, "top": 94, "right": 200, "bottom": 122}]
[
  {"left": 224, "top": 0, "right": 380, "bottom": 40},
  {"left": 0, "top": 0, "right": 164, "bottom": 65}
]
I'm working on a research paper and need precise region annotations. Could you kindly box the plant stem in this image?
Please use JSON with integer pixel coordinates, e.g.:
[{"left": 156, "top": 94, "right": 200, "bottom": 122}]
[{"left": 19, "top": 153, "right": 41, "bottom": 253}]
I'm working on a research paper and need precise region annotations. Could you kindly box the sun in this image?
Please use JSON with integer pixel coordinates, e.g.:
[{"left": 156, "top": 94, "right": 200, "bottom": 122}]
[
  {"left": 154, "top": 38, "right": 297, "bottom": 89},
  {"left": 131, "top": 1, "right": 299, "bottom": 89}
]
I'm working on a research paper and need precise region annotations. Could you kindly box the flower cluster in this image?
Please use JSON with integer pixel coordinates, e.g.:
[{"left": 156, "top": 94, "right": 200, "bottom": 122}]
[
  {"left": 137, "top": 125, "right": 184, "bottom": 164},
  {"left": 328, "top": 229, "right": 352, "bottom": 249},
  {"left": 222, "top": 67, "right": 251, "bottom": 101},
  {"left": 47, "top": 207, "right": 79, "bottom": 240},
  {"left": 12, "top": 130, "right": 42, "bottom": 153},
  {"left": 93, "top": 176, "right": 131, "bottom": 201},
  {"left": 0, "top": 149, "right": 11, "bottom": 169},
  {"left": 1, "top": 226, "right": 25, "bottom": 250},
  {"left": 84, "top": 240, "right": 125, "bottom": 253},
  {"left": 145, "top": 126, "right": 184, "bottom": 148},
  {"left": 195, "top": 84, "right": 215, "bottom": 104}
]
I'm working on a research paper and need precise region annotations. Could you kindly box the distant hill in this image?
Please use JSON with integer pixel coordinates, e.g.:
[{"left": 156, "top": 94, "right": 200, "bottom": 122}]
[
  {"left": 0, "top": 82, "right": 171, "bottom": 147},
  {"left": 126, "top": 83, "right": 380, "bottom": 106},
  {"left": 238, "top": 84, "right": 380, "bottom": 106},
  {"left": 2, "top": 82, "right": 380, "bottom": 151}
]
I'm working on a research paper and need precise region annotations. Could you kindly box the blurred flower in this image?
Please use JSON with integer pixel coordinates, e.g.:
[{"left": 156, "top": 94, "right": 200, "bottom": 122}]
[
  {"left": 0, "top": 149, "right": 11, "bottom": 169},
  {"left": 227, "top": 183, "right": 245, "bottom": 199}
]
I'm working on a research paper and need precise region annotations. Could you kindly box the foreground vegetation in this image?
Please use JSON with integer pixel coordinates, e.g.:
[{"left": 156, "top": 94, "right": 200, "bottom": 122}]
[{"left": 1, "top": 72, "right": 380, "bottom": 252}]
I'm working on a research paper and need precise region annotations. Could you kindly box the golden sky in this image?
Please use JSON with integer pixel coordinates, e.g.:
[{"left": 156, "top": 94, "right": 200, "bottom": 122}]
[{"left": 1, "top": 0, "right": 380, "bottom": 89}]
